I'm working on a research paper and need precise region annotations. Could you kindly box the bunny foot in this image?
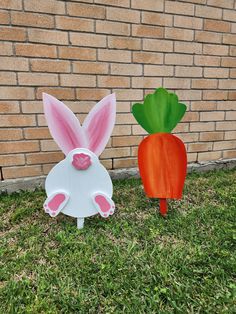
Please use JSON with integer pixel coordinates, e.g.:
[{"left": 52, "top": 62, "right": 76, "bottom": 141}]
[
  {"left": 92, "top": 192, "right": 115, "bottom": 218},
  {"left": 43, "top": 191, "right": 69, "bottom": 217}
]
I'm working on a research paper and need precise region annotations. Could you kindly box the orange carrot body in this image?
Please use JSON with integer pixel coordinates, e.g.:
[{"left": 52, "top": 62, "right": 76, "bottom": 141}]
[{"left": 138, "top": 133, "right": 187, "bottom": 200}]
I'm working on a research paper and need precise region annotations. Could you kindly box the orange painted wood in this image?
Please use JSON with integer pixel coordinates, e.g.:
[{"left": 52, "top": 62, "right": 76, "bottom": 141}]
[{"left": 138, "top": 133, "right": 187, "bottom": 199}]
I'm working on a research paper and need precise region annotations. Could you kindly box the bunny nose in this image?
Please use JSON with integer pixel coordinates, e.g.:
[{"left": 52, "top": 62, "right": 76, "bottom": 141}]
[{"left": 72, "top": 153, "right": 92, "bottom": 170}]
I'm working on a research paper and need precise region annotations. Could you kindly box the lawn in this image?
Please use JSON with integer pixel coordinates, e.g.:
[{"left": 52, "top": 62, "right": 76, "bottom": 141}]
[{"left": 0, "top": 169, "right": 235, "bottom": 313}]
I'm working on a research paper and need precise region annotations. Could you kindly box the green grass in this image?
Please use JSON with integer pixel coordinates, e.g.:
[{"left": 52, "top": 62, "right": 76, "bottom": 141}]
[{"left": 0, "top": 169, "right": 235, "bottom": 313}]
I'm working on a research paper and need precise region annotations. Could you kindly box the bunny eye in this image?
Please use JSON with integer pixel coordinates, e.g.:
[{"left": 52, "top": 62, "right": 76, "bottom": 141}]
[{"left": 72, "top": 153, "right": 92, "bottom": 170}]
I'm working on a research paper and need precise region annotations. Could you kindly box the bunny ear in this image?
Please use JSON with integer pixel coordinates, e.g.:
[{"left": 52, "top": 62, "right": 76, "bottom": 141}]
[
  {"left": 43, "top": 93, "right": 87, "bottom": 155},
  {"left": 82, "top": 93, "right": 116, "bottom": 156}
]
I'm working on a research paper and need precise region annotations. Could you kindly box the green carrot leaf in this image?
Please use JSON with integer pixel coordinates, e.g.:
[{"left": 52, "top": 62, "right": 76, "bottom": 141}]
[{"left": 132, "top": 87, "right": 187, "bottom": 134}]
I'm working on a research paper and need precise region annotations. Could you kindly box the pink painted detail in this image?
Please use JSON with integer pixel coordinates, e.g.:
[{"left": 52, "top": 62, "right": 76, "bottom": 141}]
[
  {"left": 93, "top": 193, "right": 115, "bottom": 218},
  {"left": 83, "top": 93, "right": 116, "bottom": 156},
  {"left": 43, "top": 192, "right": 69, "bottom": 218},
  {"left": 72, "top": 153, "right": 91, "bottom": 170},
  {"left": 48, "top": 193, "right": 65, "bottom": 211}
]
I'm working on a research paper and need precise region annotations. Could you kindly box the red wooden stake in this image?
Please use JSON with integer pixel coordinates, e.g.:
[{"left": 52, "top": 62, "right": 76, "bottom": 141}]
[{"left": 159, "top": 198, "right": 167, "bottom": 216}]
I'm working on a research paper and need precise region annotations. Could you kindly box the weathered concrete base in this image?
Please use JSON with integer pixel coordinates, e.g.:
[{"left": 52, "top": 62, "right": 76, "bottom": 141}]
[{"left": 1, "top": 158, "right": 236, "bottom": 194}]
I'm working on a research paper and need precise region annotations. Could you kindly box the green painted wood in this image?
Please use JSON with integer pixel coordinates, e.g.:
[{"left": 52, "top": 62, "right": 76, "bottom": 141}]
[{"left": 132, "top": 87, "right": 187, "bottom": 134}]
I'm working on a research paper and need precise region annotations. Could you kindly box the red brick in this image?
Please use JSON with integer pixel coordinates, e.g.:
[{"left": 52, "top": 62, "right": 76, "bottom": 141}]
[
  {"left": 188, "top": 142, "right": 212, "bottom": 152},
  {"left": 228, "top": 91, "right": 236, "bottom": 100},
  {"left": 132, "top": 125, "right": 148, "bottom": 135},
  {"left": 60, "top": 74, "right": 96, "bottom": 87},
  {"left": 1, "top": 0, "right": 22, "bottom": 10},
  {"left": 174, "top": 15, "right": 202, "bottom": 29},
  {"left": 208, "top": 0, "right": 234, "bottom": 9},
  {"left": 142, "top": 12, "right": 172, "bottom": 27},
  {"left": 94, "top": 0, "right": 129, "bottom": 7},
  {"left": 28, "top": 29, "right": 68, "bottom": 45},
  {"left": 0, "top": 114, "right": 36, "bottom": 127},
  {"left": 111, "top": 64, "right": 142, "bottom": 76},
  {"left": 0, "top": 154, "right": 25, "bottom": 167},
  {"left": 176, "top": 90, "right": 202, "bottom": 101},
  {"left": 67, "top": 3, "right": 105, "bottom": 18},
  {"left": 195, "top": 4, "right": 222, "bottom": 19},
  {"left": 76, "top": 89, "right": 109, "bottom": 101},
  {"left": 18, "top": 73, "right": 58, "bottom": 86},
  {"left": 182, "top": 112, "right": 199, "bottom": 122},
  {"left": 204, "top": 67, "right": 229, "bottom": 78},
  {"left": 190, "top": 122, "right": 215, "bottom": 132},
  {"left": 0, "top": 129, "right": 23, "bottom": 140},
  {"left": 217, "top": 101, "right": 235, "bottom": 110},
  {"left": 0, "top": 87, "right": 34, "bottom": 100},
  {"left": 70, "top": 33, "right": 106, "bottom": 47},
  {"left": 198, "top": 151, "right": 222, "bottom": 161},
  {"left": 0, "top": 72, "right": 17, "bottom": 85},
  {"left": 101, "top": 147, "right": 130, "bottom": 159},
  {"left": 132, "top": 77, "right": 162, "bottom": 88},
  {"left": 175, "top": 132, "right": 199, "bottom": 143},
  {"left": 143, "top": 39, "right": 173, "bottom": 52},
  {"left": 0, "top": 10, "right": 10, "bottom": 24},
  {"left": 200, "top": 111, "right": 224, "bottom": 121},
  {"left": 216, "top": 121, "right": 235, "bottom": 130},
  {"left": 204, "top": 19, "right": 230, "bottom": 33},
  {"left": 164, "top": 78, "right": 190, "bottom": 89},
  {"left": 219, "top": 79, "right": 236, "bottom": 89},
  {"left": 112, "top": 136, "right": 143, "bottom": 147},
  {"left": 230, "top": 69, "right": 236, "bottom": 78},
  {"left": 0, "top": 141, "right": 39, "bottom": 153},
  {"left": 0, "top": 26, "right": 26, "bottom": 41},
  {"left": 31, "top": 59, "right": 70, "bottom": 73},
  {"left": 2, "top": 166, "right": 42, "bottom": 179},
  {"left": 200, "top": 131, "right": 224, "bottom": 141},
  {"left": 174, "top": 42, "right": 202, "bottom": 54},
  {"left": 0, "top": 42, "right": 13, "bottom": 56},
  {"left": 133, "top": 51, "right": 163, "bottom": 64},
  {"left": 113, "top": 158, "right": 137, "bottom": 168},
  {"left": 0, "top": 101, "right": 20, "bottom": 113},
  {"left": 223, "top": 150, "right": 236, "bottom": 159},
  {"left": 113, "top": 89, "right": 143, "bottom": 101},
  {"left": 58, "top": 46, "right": 96, "bottom": 60},
  {"left": 195, "top": 31, "right": 222, "bottom": 44},
  {"left": 116, "top": 113, "right": 137, "bottom": 124},
  {"left": 15, "top": 43, "right": 57, "bottom": 58},
  {"left": 165, "top": 1, "right": 194, "bottom": 15},
  {"left": 225, "top": 131, "right": 236, "bottom": 140},
  {"left": 165, "top": 28, "right": 194, "bottom": 41},
  {"left": 36, "top": 87, "right": 75, "bottom": 100},
  {"left": 96, "top": 20, "right": 130, "bottom": 36},
  {"left": 225, "top": 111, "right": 236, "bottom": 120},
  {"left": 191, "top": 101, "right": 217, "bottom": 111},
  {"left": 98, "top": 76, "right": 130, "bottom": 88},
  {"left": 107, "top": 7, "right": 140, "bottom": 23},
  {"left": 0, "top": 57, "right": 29, "bottom": 71},
  {"left": 165, "top": 54, "right": 193, "bottom": 65},
  {"left": 24, "top": 128, "right": 50, "bottom": 139},
  {"left": 221, "top": 57, "right": 236, "bottom": 67},
  {"left": 11, "top": 11, "right": 54, "bottom": 28},
  {"left": 26, "top": 152, "right": 63, "bottom": 164},
  {"left": 132, "top": 25, "right": 163, "bottom": 38},
  {"left": 73, "top": 61, "right": 108, "bottom": 74},
  {"left": 192, "top": 79, "right": 217, "bottom": 89},
  {"left": 187, "top": 153, "right": 197, "bottom": 163},
  {"left": 144, "top": 65, "right": 174, "bottom": 76},
  {"left": 223, "top": 8, "right": 236, "bottom": 21},
  {"left": 24, "top": 0, "right": 65, "bottom": 14},
  {"left": 108, "top": 36, "right": 141, "bottom": 50},
  {"left": 203, "top": 44, "right": 228, "bottom": 56},
  {"left": 175, "top": 66, "right": 202, "bottom": 78},
  {"left": 131, "top": 0, "right": 164, "bottom": 12},
  {"left": 112, "top": 125, "right": 131, "bottom": 136},
  {"left": 203, "top": 90, "right": 227, "bottom": 100},
  {"left": 223, "top": 34, "right": 236, "bottom": 45},
  {"left": 56, "top": 16, "right": 94, "bottom": 32},
  {"left": 98, "top": 49, "right": 131, "bottom": 63},
  {"left": 214, "top": 141, "right": 236, "bottom": 150},
  {"left": 195, "top": 55, "right": 220, "bottom": 66}
]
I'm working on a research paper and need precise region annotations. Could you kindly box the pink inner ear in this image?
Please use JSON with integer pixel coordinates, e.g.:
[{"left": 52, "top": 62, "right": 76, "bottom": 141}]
[
  {"left": 43, "top": 93, "right": 87, "bottom": 155},
  {"left": 83, "top": 93, "right": 116, "bottom": 156}
]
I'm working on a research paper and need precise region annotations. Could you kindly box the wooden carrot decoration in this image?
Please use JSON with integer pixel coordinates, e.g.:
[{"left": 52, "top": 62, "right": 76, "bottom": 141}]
[{"left": 132, "top": 87, "right": 187, "bottom": 216}]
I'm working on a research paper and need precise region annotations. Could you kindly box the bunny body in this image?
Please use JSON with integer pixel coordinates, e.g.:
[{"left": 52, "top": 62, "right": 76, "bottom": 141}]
[
  {"left": 45, "top": 148, "right": 112, "bottom": 218},
  {"left": 42, "top": 93, "right": 116, "bottom": 228}
]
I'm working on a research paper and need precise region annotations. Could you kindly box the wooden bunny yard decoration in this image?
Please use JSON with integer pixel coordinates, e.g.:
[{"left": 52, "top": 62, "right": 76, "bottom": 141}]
[{"left": 42, "top": 93, "right": 116, "bottom": 229}]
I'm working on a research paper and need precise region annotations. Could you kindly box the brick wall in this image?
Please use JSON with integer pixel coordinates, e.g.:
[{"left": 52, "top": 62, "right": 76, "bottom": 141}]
[{"left": 0, "top": 0, "right": 235, "bottom": 181}]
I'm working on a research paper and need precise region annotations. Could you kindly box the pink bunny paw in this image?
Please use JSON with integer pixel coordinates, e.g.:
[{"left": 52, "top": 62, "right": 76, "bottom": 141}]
[
  {"left": 92, "top": 192, "right": 115, "bottom": 218},
  {"left": 43, "top": 192, "right": 69, "bottom": 217}
]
